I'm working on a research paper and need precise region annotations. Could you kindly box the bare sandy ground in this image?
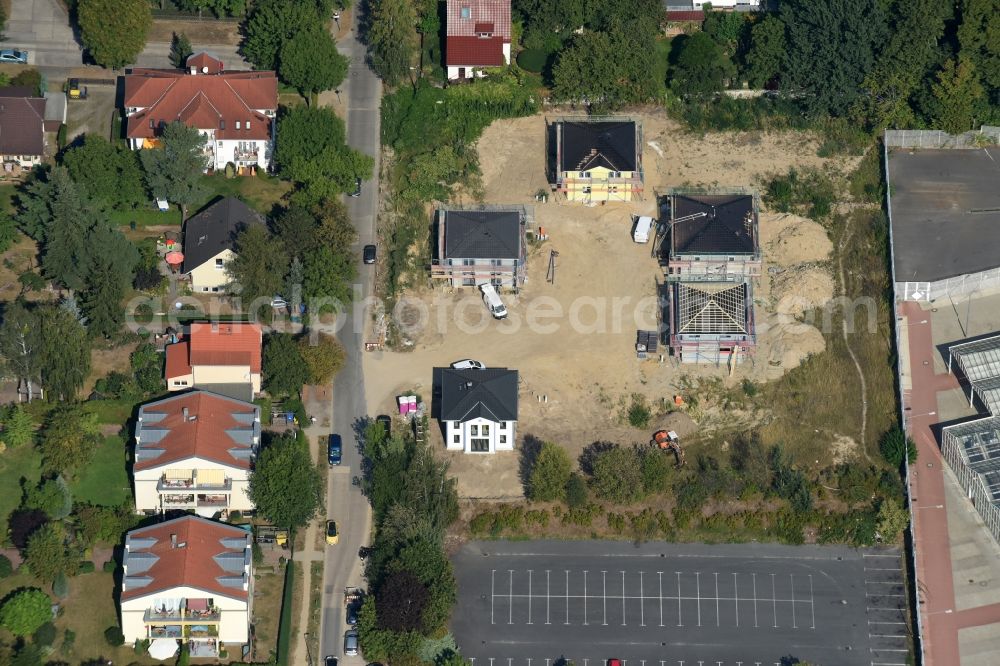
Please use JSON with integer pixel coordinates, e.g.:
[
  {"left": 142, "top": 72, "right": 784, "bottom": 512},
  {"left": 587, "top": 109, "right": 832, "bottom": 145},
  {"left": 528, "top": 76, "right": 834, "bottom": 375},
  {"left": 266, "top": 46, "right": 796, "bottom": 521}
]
[{"left": 363, "top": 111, "right": 856, "bottom": 496}]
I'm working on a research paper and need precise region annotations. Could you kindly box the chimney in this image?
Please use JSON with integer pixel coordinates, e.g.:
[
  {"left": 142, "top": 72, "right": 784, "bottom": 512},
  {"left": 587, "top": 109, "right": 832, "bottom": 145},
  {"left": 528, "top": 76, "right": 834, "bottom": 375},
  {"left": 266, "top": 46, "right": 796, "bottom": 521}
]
[
  {"left": 177, "top": 541, "right": 187, "bottom": 548},
  {"left": 190, "top": 65, "right": 197, "bottom": 75},
  {"left": 170, "top": 533, "right": 177, "bottom": 548},
  {"left": 182, "top": 407, "right": 189, "bottom": 420}
]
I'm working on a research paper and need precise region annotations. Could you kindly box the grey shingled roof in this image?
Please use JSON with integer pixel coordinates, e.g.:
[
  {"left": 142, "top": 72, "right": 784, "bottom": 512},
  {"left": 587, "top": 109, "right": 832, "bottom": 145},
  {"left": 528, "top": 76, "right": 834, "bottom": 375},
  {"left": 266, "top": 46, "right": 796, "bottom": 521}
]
[
  {"left": 0, "top": 88, "right": 46, "bottom": 156},
  {"left": 439, "top": 367, "right": 518, "bottom": 423},
  {"left": 443, "top": 210, "right": 522, "bottom": 260},
  {"left": 559, "top": 121, "right": 637, "bottom": 172},
  {"left": 182, "top": 197, "right": 264, "bottom": 273},
  {"left": 671, "top": 194, "right": 757, "bottom": 255}
]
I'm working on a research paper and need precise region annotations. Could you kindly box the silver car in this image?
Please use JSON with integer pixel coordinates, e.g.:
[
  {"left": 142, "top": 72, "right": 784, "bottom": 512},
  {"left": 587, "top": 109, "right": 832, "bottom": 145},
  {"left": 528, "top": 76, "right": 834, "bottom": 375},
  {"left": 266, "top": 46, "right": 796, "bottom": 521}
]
[
  {"left": 344, "top": 629, "right": 359, "bottom": 656},
  {"left": 0, "top": 49, "right": 28, "bottom": 64}
]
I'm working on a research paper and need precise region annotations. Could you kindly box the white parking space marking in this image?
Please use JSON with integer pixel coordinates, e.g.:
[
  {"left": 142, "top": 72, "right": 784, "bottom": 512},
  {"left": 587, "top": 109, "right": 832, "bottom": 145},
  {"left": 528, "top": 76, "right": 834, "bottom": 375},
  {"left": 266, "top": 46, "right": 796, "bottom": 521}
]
[
  {"left": 491, "top": 569, "right": 496, "bottom": 625},
  {"left": 546, "top": 570, "right": 551, "bottom": 625},
  {"left": 676, "top": 571, "right": 683, "bottom": 627},
  {"left": 509, "top": 570, "right": 514, "bottom": 625},
  {"left": 639, "top": 571, "right": 645, "bottom": 627},
  {"left": 527, "top": 570, "right": 533, "bottom": 625},
  {"left": 659, "top": 572, "right": 665, "bottom": 627},
  {"left": 603, "top": 570, "right": 608, "bottom": 626},
  {"left": 565, "top": 570, "right": 570, "bottom": 625},
  {"left": 752, "top": 573, "right": 758, "bottom": 628},
  {"left": 622, "top": 570, "right": 627, "bottom": 626},
  {"left": 696, "top": 572, "right": 702, "bottom": 627},
  {"left": 790, "top": 575, "right": 796, "bottom": 629},
  {"left": 733, "top": 573, "right": 739, "bottom": 627},
  {"left": 715, "top": 573, "right": 720, "bottom": 627},
  {"left": 583, "top": 570, "right": 588, "bottom": 626}
]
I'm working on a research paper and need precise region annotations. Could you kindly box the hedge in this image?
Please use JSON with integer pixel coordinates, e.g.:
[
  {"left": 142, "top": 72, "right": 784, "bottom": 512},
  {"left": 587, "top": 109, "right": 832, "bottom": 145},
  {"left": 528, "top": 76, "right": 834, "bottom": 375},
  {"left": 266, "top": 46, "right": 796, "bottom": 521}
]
[
  {"left": 275, "top": 561, "right": 295, "bottom": 666},
  {"left": 516, "top": 49, "right": 546, "bottom": 73}
]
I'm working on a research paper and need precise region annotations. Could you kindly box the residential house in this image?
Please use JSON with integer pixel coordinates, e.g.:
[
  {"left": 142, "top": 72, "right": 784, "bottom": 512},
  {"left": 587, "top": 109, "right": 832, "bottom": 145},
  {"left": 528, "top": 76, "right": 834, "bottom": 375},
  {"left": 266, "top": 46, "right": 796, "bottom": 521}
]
[
  {"left": 0, "top": 86, "right": 46, "bottom": 169},
  {"left": 445, "top": 0, "right": 511, "bottom": 79},
  {"left": 550, "top": 118, "right": 643, "bottom": 203},
  {"left": 182, "top": 196, "right": 265, "bottom": 293},
  {"left": 432, "top": 206, "right": 529, "bottom": 289},
  {"left": 165, "top": 322, "right": 263, "bottom": 399},
  {"left": 133, "top": 390, "right": 261, "bottom": 516},
  {"left": 123, "top": 52, "right": 277, "bottom": 172},
  {"left": 664, "top": 192, "right": 761, "bottom": 280},
  {"left": 438, "top": 367, "right": 518, "bottom": 454},
  {"left": 120, "top": 515, "right": 253, "bottom": 658}
]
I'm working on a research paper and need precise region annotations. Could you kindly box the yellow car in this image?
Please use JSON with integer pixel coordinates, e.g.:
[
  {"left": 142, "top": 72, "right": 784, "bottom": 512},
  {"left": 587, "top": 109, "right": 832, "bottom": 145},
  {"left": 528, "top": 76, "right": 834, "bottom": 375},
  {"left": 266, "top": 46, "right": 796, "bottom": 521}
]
[{"left": 325, "top": 520, "right": 339, "bottom": 545}]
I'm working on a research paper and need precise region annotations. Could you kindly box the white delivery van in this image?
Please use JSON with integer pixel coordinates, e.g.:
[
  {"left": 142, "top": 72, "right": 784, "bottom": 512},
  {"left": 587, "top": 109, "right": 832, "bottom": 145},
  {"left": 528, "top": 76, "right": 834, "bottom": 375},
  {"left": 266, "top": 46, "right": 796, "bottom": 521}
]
[
  {"left": 633, "top": 215, "right": 653, "bottom": 243},
  {"left": 479, "top": 283, "right": 508, "bottom": 319}
]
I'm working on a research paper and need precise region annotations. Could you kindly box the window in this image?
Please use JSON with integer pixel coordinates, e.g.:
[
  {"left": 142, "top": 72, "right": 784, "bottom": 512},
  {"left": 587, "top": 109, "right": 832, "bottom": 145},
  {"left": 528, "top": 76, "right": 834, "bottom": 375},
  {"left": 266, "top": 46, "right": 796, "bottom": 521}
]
[
  {"left": 491, "top": 277, "right": 502, "bottom": 287},
  {"left": 581, "top": 171, "right": 591, "bottom": 178},
  {"left": 173, "top": 380, "right": 188, "bottom": 386},
  {"left": 470, "top": 425, "right": 478, "bottom": 436},
  {"left": 582, "top": 186, "right": 592, "bottom": 194},
  {"left": 463, "top": 258, "right": 474, "bottom": 266},
  {"left": 499, "top": 435, "right": 507, "bottom": 444},
  {"left": 211, "top": 287, "right": 220, "bottom": 293},
  {"left": 608, "top": 171, "right": 621, "bottom": 178},
  {"left": 215, "top": 258, "right": 224, "bottom": 269},
  {"left": 202, "top": 287, "right": 210, "bottom": 292},
  {"left": 460, "top": 6, "right": 470, "bottom": 18},
  {"left": 235, "top": 121, "right": 241, "bottom": 130},
  {"left": 490, "top": 259, "right": 502, "bottom": 267},
  {"left": 471, "top": 439, "right": 489, "bottom": 452},
  {"left": 453, "top": 434, "right": 460, "bottom": 444},
  {"left": 500, "top": 422, "right": 507, "bottom": 430},
  {"left": 462, "top": 278, "right": 475, "bottom": 286},
  {"left": 246, "top": 120, "right": 251, "bottom": 130},
  {"left": 482, "top": 424, "right": 490, "bottom": 436}
]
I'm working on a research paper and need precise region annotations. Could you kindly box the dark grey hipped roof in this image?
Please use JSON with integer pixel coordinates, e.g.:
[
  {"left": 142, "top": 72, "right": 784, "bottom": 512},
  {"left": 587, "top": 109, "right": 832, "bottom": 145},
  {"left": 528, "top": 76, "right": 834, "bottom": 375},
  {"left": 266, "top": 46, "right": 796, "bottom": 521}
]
[
  {"left": 443, "top": 210, "right": 522, "bottom": 259},
  {"left": 560, "top": 121, "right": 637, "bottom": 172},
  {"left": 671, "top": 194, "right": 756, "bottom": 255},
  {"left": 182, "top": 197, "right": 264, "bottom": 273},
  {"left": 439, "top": 367, "right": 518, "bottom": 422},
  {"left": 0, "top": 88, "right": 45, "bottom": 156}
]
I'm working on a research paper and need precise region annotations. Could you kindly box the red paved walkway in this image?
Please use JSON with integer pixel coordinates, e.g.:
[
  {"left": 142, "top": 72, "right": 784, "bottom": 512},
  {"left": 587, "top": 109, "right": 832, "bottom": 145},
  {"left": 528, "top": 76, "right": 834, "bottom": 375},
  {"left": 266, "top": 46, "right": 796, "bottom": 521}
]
[{"left": 901, "top": 301, "right": 1000, "bottom": 664}]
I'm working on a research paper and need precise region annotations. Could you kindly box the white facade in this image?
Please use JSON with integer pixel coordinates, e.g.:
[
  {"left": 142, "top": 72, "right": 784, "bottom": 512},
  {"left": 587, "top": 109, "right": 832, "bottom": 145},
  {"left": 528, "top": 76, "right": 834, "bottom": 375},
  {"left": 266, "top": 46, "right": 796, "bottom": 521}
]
[
  {"left": 444, "top": 416, "right": 515, "bottom": 454},
  {"left": 189, "top": 249, "right": 233, "bottom": 292},
  {"left": 128, "top": 128, "right": 272, "bottom": 172},
  {"left": 133, "top": 458, "right": 252, "bottom": 516},
  {"left": 121, "top": 584, "right": 251, "bottom": 647}
]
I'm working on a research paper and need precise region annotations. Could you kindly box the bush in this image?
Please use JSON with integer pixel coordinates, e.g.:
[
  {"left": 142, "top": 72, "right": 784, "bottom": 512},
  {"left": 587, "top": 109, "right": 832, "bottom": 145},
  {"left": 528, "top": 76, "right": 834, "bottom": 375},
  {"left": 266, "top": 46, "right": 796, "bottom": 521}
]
[
  {"left": 56, "top": 124, "right": 67, "bottom": 151},
  {"left": 626, "top": 394, "right": 651, "bottom": 429},
  {"left": 33, "top": 621, "right": 56, "bottom": 647},
  {"left": 591, "top": 446, "right": 645, "bottom": 503},
  {"left": 102, "top": 560, "right": 117, "bottom": 573},
  {"left": 764, "top": 167, "right": 837, "bottom": 219},
  {"left": 879, "top": 426, "right": 917, "bottom": 467},
  {"left": 528, "top": 442, "right": 572, "bottom": 502},
  {"left": 77, "top": 561, "right": 95, "bottom": 574},
  {"left": 52, "top": 572, "right": 68, "bottom": 599},
  {"left": 516, "top": 49, "right": 546, "bottom": 73},
  {"left": 0, "top": 554, "right": 12, "bottom": 578},
  {"left": 104, "top": 625, "right": 125, "bottom": 647},
  {"left": 0, "top": 588, "right": 53, "bottom": 636},
  {"left": 565, "top": 473, "right": 588, "bottom": 509},
  {"left": 61, "top": 628, "right": 75, "bottom": 654},
  {"left": 134, "top": 638, "right": 150, "bottom": 655}
]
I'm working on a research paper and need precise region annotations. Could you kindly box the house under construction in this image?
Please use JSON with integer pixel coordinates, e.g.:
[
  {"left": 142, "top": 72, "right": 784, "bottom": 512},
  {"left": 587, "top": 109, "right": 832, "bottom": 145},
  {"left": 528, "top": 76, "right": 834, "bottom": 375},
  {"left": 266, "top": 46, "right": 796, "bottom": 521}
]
[
  {"left": 549, "top": 117, "right": 643, "bottom": 203},
  {"left": 668, "top": 281, "right": 756, "bottom": 365},
  {"left": 660, "top": 189, "right": 761, "bottom": 281},
  {"left": 430, "top": 205, "right": 533, "bottom": 291}
]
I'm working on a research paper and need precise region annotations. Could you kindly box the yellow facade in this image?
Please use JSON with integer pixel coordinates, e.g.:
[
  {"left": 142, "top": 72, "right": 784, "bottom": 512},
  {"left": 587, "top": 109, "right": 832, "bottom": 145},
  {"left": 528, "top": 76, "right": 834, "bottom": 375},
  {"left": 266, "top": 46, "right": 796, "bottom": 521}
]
[{"left": 561, "top": 166, "right": 638, "bottom": 203}]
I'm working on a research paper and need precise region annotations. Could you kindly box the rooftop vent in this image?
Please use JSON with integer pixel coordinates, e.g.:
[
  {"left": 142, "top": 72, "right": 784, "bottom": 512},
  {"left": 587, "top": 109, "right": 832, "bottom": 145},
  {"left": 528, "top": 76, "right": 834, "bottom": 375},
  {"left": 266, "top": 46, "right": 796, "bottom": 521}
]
[{"left": 170, "top": 533, "right": 177, "bottom": 548}]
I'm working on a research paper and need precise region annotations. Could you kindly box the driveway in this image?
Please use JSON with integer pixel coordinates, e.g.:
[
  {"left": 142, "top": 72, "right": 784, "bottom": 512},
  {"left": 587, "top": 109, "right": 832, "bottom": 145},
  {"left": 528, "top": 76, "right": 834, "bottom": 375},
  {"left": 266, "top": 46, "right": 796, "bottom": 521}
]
[
  {"left": 1, "top": 0, "right": 82, "bottom": 68},
  {"left": 452, "top": 541, "right": 911, "bottom": 666}
]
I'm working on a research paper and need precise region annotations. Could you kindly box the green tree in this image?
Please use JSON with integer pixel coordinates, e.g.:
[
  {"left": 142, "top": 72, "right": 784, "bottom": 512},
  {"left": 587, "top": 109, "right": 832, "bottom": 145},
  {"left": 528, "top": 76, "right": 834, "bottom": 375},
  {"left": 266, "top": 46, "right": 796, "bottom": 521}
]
[
  {"left": 82, "top": 225, "right": 139, "bottom": 338},
  {"left": 0, "top": 211, "right": 17, "bottom": 254},
  {"left": 923, "top": 57, "right": 986, "bottom": 133},
  {"left": 262, "top": 333, "right": 309, "bottom": 397},
  {"left": 77, "top": 0, "right": 151, "bottom": 69},
  {"left": 376, "top": 569, "right": 429, "bottom": 632},
  {"left": 130, "top": 342, "right": 163, "bottom": 395},
  {"left": 39, "top": 405, "right": 100, "bottom": 476},
  {"left": 528, "top": 442, "right": 572, "bottom": 502},
  {"left": 0, "top": 589, "right": 52, "bottom": 636},
  {"left": 24, "top": 523, "right": 76, "bottom": 584},
  {"left": 0, "top": 302, "right": 41, "bottom": 402},
  {"left": 591, "top": 446, "right": 645, "bottom": 503},
  {"left": 274, "top": 106, "right": 374, "bottom": 204},
  {"left": 744, "top": 15, "right": 786, "bottom": 88},
  {"left": 279, "top": 27, "right": 348, "bottom": 101},
  {"left": 402, "top": 442, "right": 459, "bottom": 534},
  {"left": 553, "top": 28, "right": 659, "bottom": 109},
  {"left": 297, "top": 333, "right": 346, "bottom": 384},
  {"left": 1, "top": 404, "right": 35, "bottom": 448},
  {"left": 62, "top": 135, "right": 146, "bottom": 210},
  {"left": 671, "top": 31, "right": 735, "bottom": 97},
  {"left": 274, "top": 205, "right": 319, "bottom": 258},
  {"left": 368, "top": 0, "right": 418, "bottom": 85},
  {"left": 23, "top": 477, "right": 72, "bottom": 519},
  {"left": 956, "top": 0, "right": 1000, "bottom": 99},
  {"left": 225, "top": 224, "right": 289, "bottom": 303},
  {"left": 241, "top": 0, "right": 323, "bottom": 71},
  {"left": 248, "top": 431, "right": 323, "bottom": 532},
  {"left": 176, "top": 0, "right": 246, "bottom": 18},
  {"left": 139, "top": 121, "right": 208, "bottom": 219},
  {"left": 169, "top": 32, "right": 193, "bottom": 68},
  {"left": 879, "top": 426, "right": 918, "bottom": 467},
  {"left": 703, "top": 9, "right": 748, "bottom": 54},
  {"left": 302, "top": 245, "right": 355, "bottom": 309},
  {"left": 564, "top": 473, "right": 588, "bottom": 508},
  {"left": 781, "top": 0, "right": 888, "bottom": 116},
  {"left": 876, "top": 499, "right": 909, "bottom": 541},
  {"left": 35, "top": 304, "right": 91, "bottom": 402}
]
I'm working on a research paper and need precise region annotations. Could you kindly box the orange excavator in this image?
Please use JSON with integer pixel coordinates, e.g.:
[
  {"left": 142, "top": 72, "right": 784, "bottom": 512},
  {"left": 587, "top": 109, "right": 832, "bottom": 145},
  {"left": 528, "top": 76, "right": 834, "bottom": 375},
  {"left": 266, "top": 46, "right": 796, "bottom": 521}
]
[{"left": 652, "top": 430, "right": 686, "bottom": 468}]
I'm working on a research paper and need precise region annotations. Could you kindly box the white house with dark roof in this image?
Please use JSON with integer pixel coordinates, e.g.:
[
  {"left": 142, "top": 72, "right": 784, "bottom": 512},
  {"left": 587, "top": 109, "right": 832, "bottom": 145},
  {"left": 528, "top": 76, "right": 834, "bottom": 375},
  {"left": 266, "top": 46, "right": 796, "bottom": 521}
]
[
  {"left": 438, "top": 367, "right": 518, "bottom": 453},
  {"left": 551, "top": 118, "right": 643, "bottom": 203},
  {"left": 432, "top": 206, "right": 529, "bottom": 289},
  {"left": 133, "top": 390, "right": 261, "bottom": 516},
  {"left": 120, "top": 515, "right": 253, "bottom": 658},
  {"left": 182, "top": 197, "right": 265, "bottom": 293}
]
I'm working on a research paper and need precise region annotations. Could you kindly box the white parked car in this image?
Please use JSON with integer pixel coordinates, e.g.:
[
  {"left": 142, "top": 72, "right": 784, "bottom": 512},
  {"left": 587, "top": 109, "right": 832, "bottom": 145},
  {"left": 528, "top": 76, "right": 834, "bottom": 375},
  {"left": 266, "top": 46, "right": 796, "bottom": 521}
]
[
  {"left": 451, "top": 359, "right": 485, "bottom": 370},
  {"left": 479, "top": 283, "right": 508, "bottom": 319}
]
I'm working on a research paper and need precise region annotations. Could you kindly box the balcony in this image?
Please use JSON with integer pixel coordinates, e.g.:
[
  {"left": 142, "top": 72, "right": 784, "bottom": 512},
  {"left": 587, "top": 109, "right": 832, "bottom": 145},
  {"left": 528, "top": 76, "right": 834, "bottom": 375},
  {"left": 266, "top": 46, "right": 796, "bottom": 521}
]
[
  {"left": 161, "top": 494, "right": 196, "bottom": 507},
  {"left": 233, "top": 145, "right": 259, "bottom": 163},
  {"left": 157, "top": 474, "right": 232, "bottom": 492},
  {"left": 148, "top": 625, "right": 183, "bottom": 638},
  {"left": 145, "top": 602, "right": 221, "bottom": 625},
  {"left": 197, "top": 494, "right": 229, "bottom": 507}
]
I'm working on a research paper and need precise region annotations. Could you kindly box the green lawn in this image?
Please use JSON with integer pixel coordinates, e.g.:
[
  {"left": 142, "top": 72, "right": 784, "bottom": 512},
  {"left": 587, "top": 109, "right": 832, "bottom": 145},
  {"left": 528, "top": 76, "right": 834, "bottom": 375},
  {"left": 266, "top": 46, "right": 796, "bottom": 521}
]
[
  {"left": 83, "top": 398, "right": 136, "bottom": 426},
  {"left": 652, "top": 37, "right": 673, "bottom": 97},
  {"left": 196, "top": 172, "right": 293, "bottom": 216},
  {"left": 109, "top": 205, "right": 183, "bottom": 228},
  {"left": 71, "top": 435, "right": 131, "bottom": 507},
  {"left": 0, "top": 441, "right": 42, "bottom": 529},
  {"left": 0, "top": 183, "right": 17, "bottom": 214}
]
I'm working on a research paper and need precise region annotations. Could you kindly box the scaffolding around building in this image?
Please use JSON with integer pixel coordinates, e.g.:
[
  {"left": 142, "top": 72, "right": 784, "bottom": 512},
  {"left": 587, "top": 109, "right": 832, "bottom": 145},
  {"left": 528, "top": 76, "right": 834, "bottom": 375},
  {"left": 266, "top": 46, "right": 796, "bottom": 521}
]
[
  {"left": 668, "top": 281, "right": 755, "bottom": 365},
  {"left": 548, "top": 115, "right": 644, "bottom": 203}
]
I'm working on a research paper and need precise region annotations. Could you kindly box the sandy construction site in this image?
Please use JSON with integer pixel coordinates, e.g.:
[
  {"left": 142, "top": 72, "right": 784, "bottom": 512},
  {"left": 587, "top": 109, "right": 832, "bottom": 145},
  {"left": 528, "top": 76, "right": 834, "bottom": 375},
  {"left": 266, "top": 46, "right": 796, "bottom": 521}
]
[{"left": 362, "top": 111, "right": 859, "bottom": 497}]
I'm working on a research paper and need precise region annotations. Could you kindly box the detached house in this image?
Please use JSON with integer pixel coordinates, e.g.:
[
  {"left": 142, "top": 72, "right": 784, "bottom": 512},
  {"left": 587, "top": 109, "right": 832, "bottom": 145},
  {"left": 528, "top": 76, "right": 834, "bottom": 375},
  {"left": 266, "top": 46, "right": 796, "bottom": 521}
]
[
  {"left": 133, "top": 390, "right": 261, "bottom": 516},
  {"left": 120, "top": 515, "right": 253, "bottom": 659},
  {"left": 438, "top": 367, "right": 518, "bottom": 454},
  {"left": 0, "top": 87, "right": 46, "bottom": 169},
  {"left": 182, "top": 196, "right": 265, "bottom": 293},
  {"left": 431, "top": 206, "right": 529, "bottom": 289},
  {"left": 165, "top": 322, "right": 263, "bottom": 400},
  {"left": 123, "top": 52, "right": 277, "bottom": 172},
  {"left": 445, "top": 0, "right": 511, "bottom": 79},
  {"left": 664, "top": 192, "right": 761, "bottom": 280},
  {"left": 550, "top": 118, "right": 643, "bottom": 203}
]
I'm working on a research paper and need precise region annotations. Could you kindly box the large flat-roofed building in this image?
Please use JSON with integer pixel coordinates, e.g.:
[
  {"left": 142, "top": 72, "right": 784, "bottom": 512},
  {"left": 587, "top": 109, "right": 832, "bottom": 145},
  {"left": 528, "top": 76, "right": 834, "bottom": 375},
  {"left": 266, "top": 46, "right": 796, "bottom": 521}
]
[{"left": 886, "top": 145, "right": 1000, "bottom": 302}]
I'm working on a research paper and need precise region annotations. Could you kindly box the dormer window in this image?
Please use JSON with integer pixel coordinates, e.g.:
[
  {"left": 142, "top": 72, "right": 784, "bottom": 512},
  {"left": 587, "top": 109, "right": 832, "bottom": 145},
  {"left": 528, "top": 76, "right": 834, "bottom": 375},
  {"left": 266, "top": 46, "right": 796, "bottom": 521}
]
[
  {"left": 220, "top": 119, "right": 225, "bottom": 130},
  {"left": 460, "top": 6, "right": 470, "bottom": 19},
  {"left": 245, "top": 120, "right": 250, "bottom": 130},
  {"left": 475, "top": 22, "right": 494, "bottom": 38},
  {"left": 149, "top": 119, "right": 154, "bottom": 129},
  {"left": 235, "top": 121, "right": 241, "bottom": 130}
]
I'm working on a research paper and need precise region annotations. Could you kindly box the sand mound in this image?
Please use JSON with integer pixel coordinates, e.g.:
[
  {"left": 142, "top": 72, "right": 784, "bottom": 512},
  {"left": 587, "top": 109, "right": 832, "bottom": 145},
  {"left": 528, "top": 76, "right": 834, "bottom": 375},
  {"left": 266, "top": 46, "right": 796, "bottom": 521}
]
[
  {"left": 771, "top": 268, "right": 835, "bottom": 317},
  {"left": 760, "top": 212, "right": 833, "bottom": 266},
  {"left": 758, "top": 319, "right": 826, "bottom": 372}
]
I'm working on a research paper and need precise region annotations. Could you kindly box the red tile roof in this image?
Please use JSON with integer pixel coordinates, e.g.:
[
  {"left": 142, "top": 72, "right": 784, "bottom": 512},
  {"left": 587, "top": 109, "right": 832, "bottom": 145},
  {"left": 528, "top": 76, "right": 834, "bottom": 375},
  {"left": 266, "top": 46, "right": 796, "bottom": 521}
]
[
  {"left": 122, "top": 515, "right": 250, "bottom": 602},
  {"left": 165, "top": 340, "right": 192, "bottom": 380},
  {"left": 447, "top": 0, "right": 511, "bottom": 40},
  {"left": 189, "top": 322, "right": 262, "bottom": 373},
  {"left": 123, "top": 68, "right": 276, "bottom": 141},
  {"left": 134, "top": 391, "right": 259, "bottom": 471},
  {"left": 446, "top": 36, "right": 506, "bottom": 67},
  {"left": 666, "top": 10, "right": 705, "bottom": 21},
  {"left": 187, "top": 52, "right": 224, "bottom": 75}
]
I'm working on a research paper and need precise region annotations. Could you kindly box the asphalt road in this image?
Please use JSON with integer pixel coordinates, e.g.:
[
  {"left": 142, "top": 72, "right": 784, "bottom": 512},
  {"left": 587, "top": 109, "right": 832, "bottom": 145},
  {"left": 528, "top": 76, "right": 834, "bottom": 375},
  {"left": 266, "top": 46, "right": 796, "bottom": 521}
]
[
  {"left": 317, "top": 4, "right": 382, "bottom": 663},
  {"left": 452, "top": 541, "right": 911, "bottom": 666}
]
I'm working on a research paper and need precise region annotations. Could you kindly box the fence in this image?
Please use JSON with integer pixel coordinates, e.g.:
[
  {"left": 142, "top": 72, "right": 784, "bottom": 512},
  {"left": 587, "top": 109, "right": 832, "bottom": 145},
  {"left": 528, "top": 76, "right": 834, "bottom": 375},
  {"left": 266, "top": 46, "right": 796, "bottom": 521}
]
[{"left": 884, "top": 126, "right": 1000, "bottom": 149}]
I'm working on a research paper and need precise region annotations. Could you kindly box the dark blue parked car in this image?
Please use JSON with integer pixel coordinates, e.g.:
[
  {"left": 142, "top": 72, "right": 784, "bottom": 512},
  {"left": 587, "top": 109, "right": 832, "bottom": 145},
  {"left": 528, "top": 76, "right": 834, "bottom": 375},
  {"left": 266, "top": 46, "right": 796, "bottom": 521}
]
[{"left": 328, "top": 434, "right": 342, "bottom": 466}]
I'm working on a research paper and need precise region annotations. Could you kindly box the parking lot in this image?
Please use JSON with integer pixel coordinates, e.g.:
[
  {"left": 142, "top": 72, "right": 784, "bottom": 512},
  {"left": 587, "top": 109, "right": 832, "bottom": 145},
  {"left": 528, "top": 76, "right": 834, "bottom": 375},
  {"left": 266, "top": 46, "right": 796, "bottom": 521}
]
[{"left": 451, "top": 541, "right": 911, "bottom": 666}]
